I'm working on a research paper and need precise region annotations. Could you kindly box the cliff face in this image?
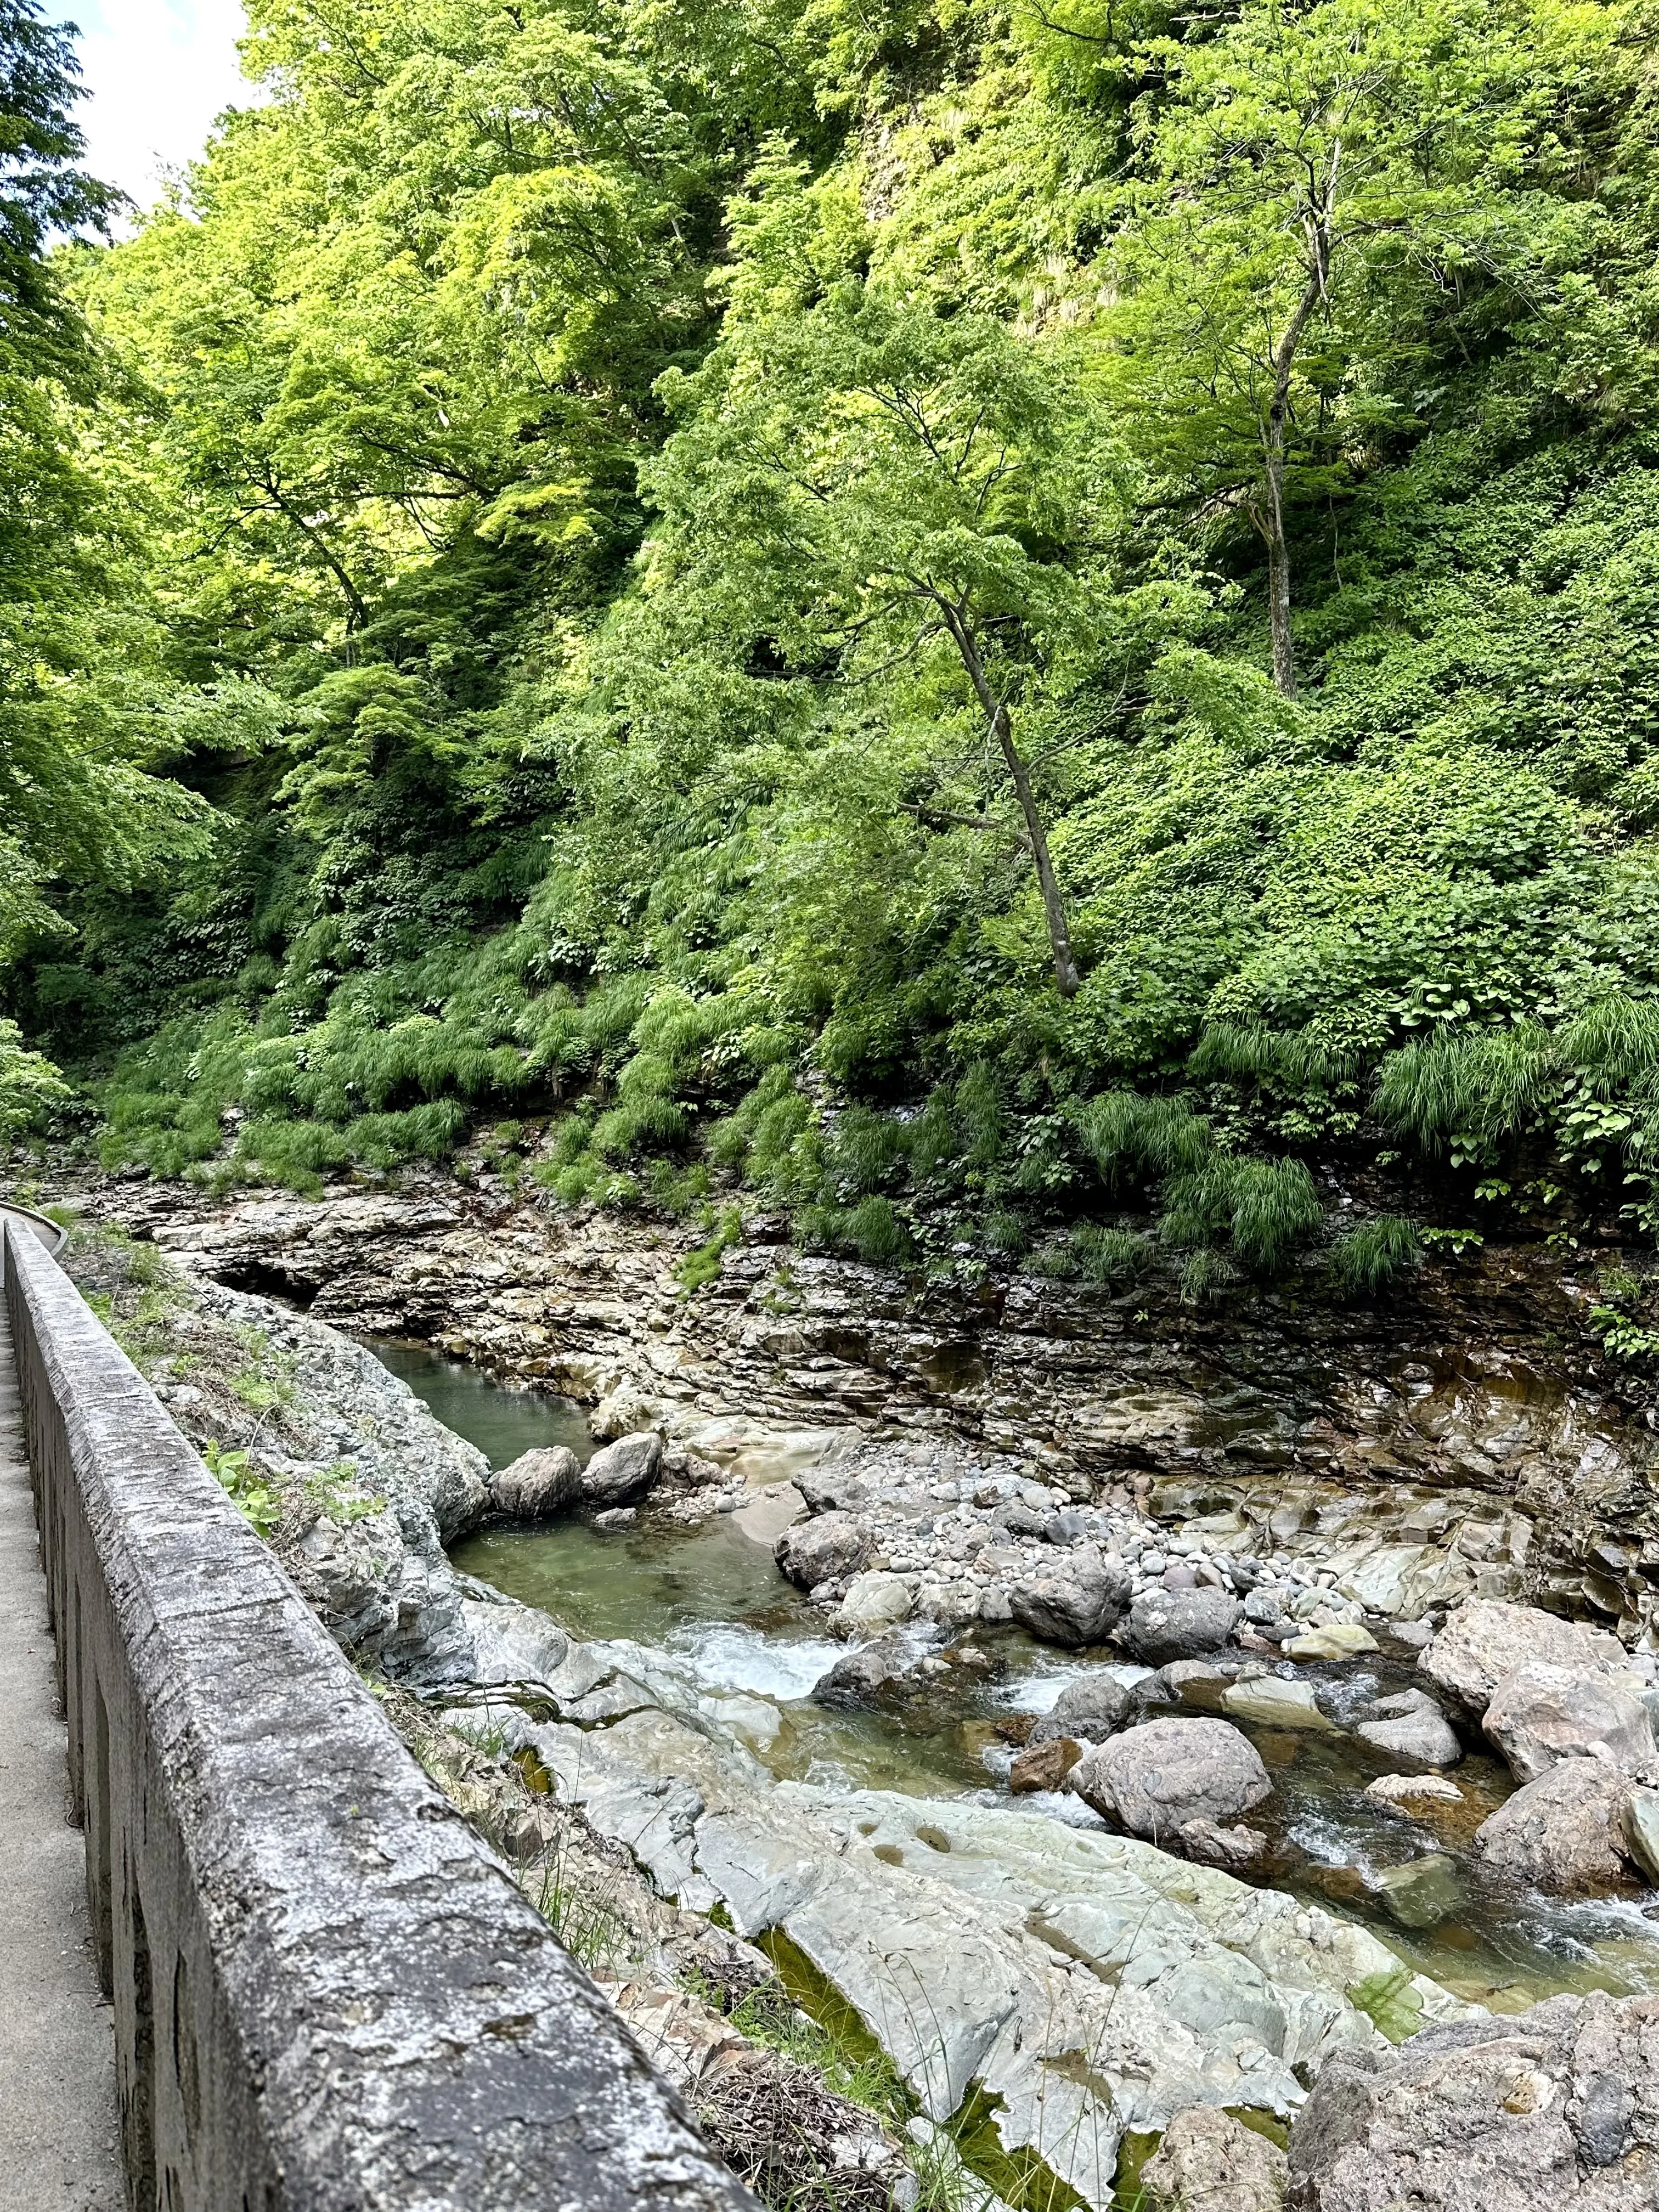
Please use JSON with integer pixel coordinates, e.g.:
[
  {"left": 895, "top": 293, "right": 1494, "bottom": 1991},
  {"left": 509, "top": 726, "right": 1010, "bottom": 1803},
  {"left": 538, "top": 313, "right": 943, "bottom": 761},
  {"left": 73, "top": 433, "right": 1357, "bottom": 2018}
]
[{"left": 86, "top": 1176, "right": 1659, "bottom": 1641}]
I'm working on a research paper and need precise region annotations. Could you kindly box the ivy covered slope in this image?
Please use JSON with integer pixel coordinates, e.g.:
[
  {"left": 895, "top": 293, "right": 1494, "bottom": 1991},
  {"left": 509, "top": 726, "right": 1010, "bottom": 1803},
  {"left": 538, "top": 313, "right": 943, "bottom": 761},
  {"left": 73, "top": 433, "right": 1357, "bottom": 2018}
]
[{"left": 10, "top": 0, "right": 1659, "bottom": 1305}]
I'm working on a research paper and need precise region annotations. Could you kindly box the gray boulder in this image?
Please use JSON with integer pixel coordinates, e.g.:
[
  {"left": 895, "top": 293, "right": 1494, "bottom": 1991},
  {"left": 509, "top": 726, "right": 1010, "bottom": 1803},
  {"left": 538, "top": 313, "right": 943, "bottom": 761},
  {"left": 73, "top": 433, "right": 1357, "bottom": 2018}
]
[
  {"left": 1144, "top": 2105, "right": 1286, "bottom": 2212},
  {"left": 1472, "top": 1759, "right": 1632, "bottom": 1893},
  {"left": 1118, "top": 1587, "right": 1243, "bottom": 1664},
  {"left": 1354, "top": 1687, "right": 1462, "bottom": 1769},
  {"left": 580, "top": 1431, "right": 663, "bottom": 1505},
  {"left": 776, "top": 1510, "right": 872, "bottom": 1591},
  {"left": 1069, "top": 1717, "right": 1271, "bottom": 1842},
  {"left": 1286, "top": 1990, "right": 1659, "bottom": 2210},
  {"left": 1009, "top": 1556, "right": 1130, "bottom": 1649},
  {"left": 812, "top": 1630, "right": 916, "bottom": 1706},
  {"left": 1029, "top": 1671, "right": 1133, "bottom": 1746},
  {"left": 492, "top": 1445, "right": 581, "bottom": 1519},
  {"left": 1624, "top": 1786, "right": 1659, "bottom": 1884},
  {"left": 1420, "top": 1599, "right": 1626, "bottom": 1717},
  {"left": 1482, "top": 1661, "right": 1656, "bottom": 1785}
]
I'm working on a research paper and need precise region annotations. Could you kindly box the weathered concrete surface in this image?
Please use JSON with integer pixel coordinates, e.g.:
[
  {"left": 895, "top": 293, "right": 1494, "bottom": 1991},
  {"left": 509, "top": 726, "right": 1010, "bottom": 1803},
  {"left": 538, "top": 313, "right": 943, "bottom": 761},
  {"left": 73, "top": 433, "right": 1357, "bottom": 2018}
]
[
  {"left": 0, "top": 1303, "right": 121, "bottom": 2210},
  {"left": 3, "top": 1221, "right": 755, "bottom": 2212}
]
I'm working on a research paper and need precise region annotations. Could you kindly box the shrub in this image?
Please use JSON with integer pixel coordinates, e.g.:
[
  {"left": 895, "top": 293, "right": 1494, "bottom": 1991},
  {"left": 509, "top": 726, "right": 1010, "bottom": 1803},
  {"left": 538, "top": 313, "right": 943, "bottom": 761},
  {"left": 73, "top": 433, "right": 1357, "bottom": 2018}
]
[{"left": 1328, "top": 1215, "right": 1421, "bottom": 1297}]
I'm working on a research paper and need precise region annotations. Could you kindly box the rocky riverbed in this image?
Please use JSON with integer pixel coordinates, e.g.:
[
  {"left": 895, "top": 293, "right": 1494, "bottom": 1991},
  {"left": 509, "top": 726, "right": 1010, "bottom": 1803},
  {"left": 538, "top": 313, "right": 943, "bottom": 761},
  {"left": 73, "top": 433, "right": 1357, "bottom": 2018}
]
[{"left": 51, "top": 1189, "right": 1659, "bottom": 2208}]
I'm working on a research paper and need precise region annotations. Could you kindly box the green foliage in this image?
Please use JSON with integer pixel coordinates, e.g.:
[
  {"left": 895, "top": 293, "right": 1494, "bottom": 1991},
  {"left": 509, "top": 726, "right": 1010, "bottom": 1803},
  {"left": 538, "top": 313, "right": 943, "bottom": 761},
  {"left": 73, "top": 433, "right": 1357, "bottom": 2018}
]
[
  {"left": 0, "top": 1016, "right": 71, "bottom": 1143},
  {"left": 204, "top": 1439, "right": 281, "bottom": 1538},
  {"left": 1328, "top": 1216, "right": 1422, "bottom": 1298},
  {"left": 13, "top": 0, "right": 1659, "bottom": 1292}
]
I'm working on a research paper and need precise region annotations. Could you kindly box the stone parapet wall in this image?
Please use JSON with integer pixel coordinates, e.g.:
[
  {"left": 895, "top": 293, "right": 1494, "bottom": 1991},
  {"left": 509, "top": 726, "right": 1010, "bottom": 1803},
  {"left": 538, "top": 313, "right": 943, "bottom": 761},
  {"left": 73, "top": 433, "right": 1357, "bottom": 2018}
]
[{"left": 1, "top": 1220, "right": 751, "bottom": 2212}]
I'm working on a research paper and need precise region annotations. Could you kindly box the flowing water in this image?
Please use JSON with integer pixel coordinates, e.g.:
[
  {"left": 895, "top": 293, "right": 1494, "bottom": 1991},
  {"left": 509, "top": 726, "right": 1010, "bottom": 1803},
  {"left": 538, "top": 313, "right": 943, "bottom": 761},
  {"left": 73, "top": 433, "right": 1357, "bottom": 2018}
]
[{"left": 384, "top": 1339, "right": 1659, "bottom": 2015}]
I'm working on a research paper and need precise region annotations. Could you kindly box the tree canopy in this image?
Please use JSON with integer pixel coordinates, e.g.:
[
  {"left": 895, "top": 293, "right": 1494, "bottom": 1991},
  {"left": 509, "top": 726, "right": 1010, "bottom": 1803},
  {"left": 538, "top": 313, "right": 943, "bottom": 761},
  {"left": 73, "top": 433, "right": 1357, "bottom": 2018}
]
[{"left": 9, "top": 0, "right": 1659, "bottom": 1302}]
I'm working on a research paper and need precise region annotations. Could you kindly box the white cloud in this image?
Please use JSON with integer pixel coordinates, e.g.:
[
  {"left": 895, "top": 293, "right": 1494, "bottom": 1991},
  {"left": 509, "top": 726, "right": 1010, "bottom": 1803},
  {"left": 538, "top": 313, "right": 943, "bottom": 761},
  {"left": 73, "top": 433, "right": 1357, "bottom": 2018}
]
[{"left": 71, "top": 0, "right": 252, "bottom": 215}]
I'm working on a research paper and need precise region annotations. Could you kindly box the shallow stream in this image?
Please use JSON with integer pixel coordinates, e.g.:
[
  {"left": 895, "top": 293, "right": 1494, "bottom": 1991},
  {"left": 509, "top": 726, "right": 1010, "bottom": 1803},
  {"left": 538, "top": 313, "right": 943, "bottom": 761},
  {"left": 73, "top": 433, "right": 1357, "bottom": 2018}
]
[{"left": 384, "top": 1339, "right": 1659, "bottom": 2016}]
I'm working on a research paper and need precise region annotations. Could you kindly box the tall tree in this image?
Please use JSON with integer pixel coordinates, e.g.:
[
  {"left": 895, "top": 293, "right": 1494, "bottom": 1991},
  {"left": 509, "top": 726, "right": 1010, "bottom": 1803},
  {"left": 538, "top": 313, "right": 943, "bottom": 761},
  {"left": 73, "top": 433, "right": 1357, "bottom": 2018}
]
[{"left": 645, "top": 287, "right": 1115, "bottom": 997}]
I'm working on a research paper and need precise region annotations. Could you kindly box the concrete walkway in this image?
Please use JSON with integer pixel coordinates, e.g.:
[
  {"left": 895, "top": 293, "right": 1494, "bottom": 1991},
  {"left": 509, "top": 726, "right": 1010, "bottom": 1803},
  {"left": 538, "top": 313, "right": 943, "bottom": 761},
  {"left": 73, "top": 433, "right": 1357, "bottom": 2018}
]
[{"left": 0, "top": 1307, "right": 122, "bottom": 2209}]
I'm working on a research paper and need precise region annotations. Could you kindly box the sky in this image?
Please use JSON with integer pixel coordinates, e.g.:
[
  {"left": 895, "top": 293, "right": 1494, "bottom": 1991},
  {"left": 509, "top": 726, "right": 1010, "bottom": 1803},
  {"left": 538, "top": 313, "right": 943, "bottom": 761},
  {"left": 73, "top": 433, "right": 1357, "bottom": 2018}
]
[{"left": 68, "top": 0, "right": 251, "bottom": 216}]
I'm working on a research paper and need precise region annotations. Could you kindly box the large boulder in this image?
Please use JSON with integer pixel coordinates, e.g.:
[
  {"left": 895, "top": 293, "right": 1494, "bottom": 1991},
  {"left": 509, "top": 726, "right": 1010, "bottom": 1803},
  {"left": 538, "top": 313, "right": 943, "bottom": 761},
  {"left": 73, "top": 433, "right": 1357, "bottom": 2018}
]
[
  {"left": 1420, "top": 1599, "right": 1626, "bottom": 1717},
  {"left": 491, "top": 1445, "right": 581, "bottom": 1519},
  {"left": 1481, "top": 1661, "right": 1656, "bottom": 1785},
  {"left": 1286, "top": 1990, "right": 1659, "bottom": 2210},
  {"left": 1069, "top": 1717, "right": 1271, "bottom": 1843},
  {"left": 1143, "top": 2106, "right": 1286, "bottom": 2212},
  {"left": 1472, "top": 1759, "right": 1632, "bottom": 1893},
  {"left": 1353, "top": 1687, "right": 1462, "bottom": 1769},
  {"left": 580, "top": 1431, "right": 663, "bottom": 1505},
  {"left": 775, "top": 1510, "right": 872, "bottom": 1591},
  {"left": 1118, "top": 1587, "right": 1242, "bottom": 1665},
  {"left": 1009, "top": 1556, "right": 1131, "bottom": 1649},
  {"left": 1029, "top": 1671, "right": 1134, "bottom": 1746}
]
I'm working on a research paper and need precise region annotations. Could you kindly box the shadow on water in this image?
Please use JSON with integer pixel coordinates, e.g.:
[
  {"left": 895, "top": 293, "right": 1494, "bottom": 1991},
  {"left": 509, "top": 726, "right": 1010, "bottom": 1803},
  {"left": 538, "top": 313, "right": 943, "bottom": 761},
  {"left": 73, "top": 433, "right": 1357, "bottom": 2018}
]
[
  {"left": 381, "top": 1338, "right": 1659, "bottom": 2012},
  {"left": 371, "top": 1338, "right": 595, "bottom": 1469}
]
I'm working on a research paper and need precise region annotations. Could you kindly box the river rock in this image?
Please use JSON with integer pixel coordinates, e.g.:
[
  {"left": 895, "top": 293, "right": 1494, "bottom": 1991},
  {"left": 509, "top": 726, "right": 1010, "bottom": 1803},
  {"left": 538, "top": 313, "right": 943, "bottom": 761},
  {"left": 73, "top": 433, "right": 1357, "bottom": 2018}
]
[
  {"left": 1030, "top": 1671, "right": 1135, "bottom": 1746},
  {"left": 1353, "top": 1688, "right": 1462, "bottom": 1769},
  {"left": 1364, "top": 1772, "right": 1464, "bottom": 1812},
  {"left": 1624, "top": 1785, "right": 1659, "bottom": 1886},
  {"left": 1142, "top": 2104, "right": 1287, "bottom": 2212},
  {"left": 1419, "top": 1599, "right": 1626, "bottom": 1717},
  {"left": 776, "top": 1510, "right": 872, "bottom": 1590},
  {"left": 1481, "top": 1660, "right": 1657, "bottom": 1785},
  {"left": 1009, "top": 1737, "right": 1082, "bottom": 1794},
  {"left": 1070, "top": 1718, "right": 1272, "bottom": 1842},
  {"left": 1472, "top": 1759, "right": 1632, "bottom": 1892},
  {"left": 1284, "top": 1623, "right": 1378, "bottom": 1661},
  {"left": 838, "top": 1571, "right": 915, "bottom": 1632},
  {"left": 1222, "top": 1677, "right": 1340, "bottom": 1733},
  {"left": 580, "top": 1430, "right": 663, "bottom": 1505},
  {"left": 1119, "top": 1588, "right": 1243, "bottom": 1665},
  {"left": 1009, "top": 1557, "right": 1131, "bottom": 1648},
  {"left": 1285, "top": 1990, "right": 1659, "bottom": 2209},
  {"left": 1177, "top": 1818, "right": 1268, "bottom": 1872},
  {"left": 812, "top": 1632, "right": 917, "bottom": 1706},
  {"left": 1370, "top": 1852, "right": 1460, "bottom": 1931},
  {"left": 492, "top": 1445, "right": 582, "bottom": 1518}
]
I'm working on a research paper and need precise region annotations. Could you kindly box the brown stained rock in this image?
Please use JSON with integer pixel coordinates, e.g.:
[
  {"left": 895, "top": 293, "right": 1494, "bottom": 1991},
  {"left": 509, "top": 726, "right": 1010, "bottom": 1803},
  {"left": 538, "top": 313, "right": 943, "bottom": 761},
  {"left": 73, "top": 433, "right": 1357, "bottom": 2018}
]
[
  {"left": 1143, "top": 2106, "right": 1286, "bottom": 2212},
  {"left": 1286, "top": 1990, "right": 1659, "bottom": 2210},
  {"left": 1472, "top": 1759, "right": 1633, "bottom": 1893},
  {"left": 1008, "top": 1737, "right": 1082, "bottom": 1794},
  {"left": 1177, "top": 1818, "right": 1269, "bottom": 1872}
]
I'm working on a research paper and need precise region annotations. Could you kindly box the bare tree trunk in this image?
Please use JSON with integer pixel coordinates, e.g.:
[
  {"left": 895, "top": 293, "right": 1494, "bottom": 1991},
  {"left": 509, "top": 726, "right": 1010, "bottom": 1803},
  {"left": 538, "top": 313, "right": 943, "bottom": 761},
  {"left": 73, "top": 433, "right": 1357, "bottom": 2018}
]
[
  {"left": 936, "top": 602, "right": 1081, "bottom": 998},
  {"left": 1254, "top": 143, "right": 1341, "bottom": 702}
]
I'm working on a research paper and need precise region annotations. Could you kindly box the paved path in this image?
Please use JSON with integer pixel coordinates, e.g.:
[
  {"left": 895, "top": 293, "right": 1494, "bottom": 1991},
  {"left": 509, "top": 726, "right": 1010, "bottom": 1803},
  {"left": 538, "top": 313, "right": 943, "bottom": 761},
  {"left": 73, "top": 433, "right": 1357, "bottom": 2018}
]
[{"left": 0, "top": 1305, "right": 122, "bottom": 2208}]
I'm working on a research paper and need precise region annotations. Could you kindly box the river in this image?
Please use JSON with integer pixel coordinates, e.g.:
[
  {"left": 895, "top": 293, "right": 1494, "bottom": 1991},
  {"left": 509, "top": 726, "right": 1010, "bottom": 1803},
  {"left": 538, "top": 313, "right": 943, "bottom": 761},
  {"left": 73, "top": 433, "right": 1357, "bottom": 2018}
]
[{"left": 377, "top": 1338, "right": 1659, "bottom": 2017}]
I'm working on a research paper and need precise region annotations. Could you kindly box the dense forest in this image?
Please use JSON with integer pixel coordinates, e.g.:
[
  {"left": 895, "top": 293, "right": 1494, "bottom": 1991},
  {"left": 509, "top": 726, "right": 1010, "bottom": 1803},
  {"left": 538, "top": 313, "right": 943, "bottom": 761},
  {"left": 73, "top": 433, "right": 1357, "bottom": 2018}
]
[{"left": 7, "top": 0, "right": 1659, "bottom": 1305}]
